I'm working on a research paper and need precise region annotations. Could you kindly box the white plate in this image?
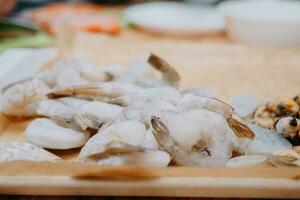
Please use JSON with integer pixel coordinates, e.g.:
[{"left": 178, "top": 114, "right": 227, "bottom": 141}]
[
  {"left": 219, "top": 0, "right": 300, "bottom": 46},
  {"left": 124, "top": 2, "right": 224, "bottom": 36}
]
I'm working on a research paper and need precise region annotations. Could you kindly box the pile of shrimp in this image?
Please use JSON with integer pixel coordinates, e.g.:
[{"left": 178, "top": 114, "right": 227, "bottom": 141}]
[{"left": 0, "top": 54, "right": 299, "bottom": 168}]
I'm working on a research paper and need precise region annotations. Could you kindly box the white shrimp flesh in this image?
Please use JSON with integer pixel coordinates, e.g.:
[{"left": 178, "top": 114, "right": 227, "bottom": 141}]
[
  {"left": 151, "top": 109, "right": 235, "bottom": 167},
  {"left": 37, "top": 99, "right": 103, "bottom": 131},
  {"left": 79, "top": 120, "right": 167, "bottom": 166},
  {"left": 110, "top": 87, "right": 182, "bottom": 106},
  {"left": 1, "top": 79, "right": 50, "bottom": 117},
  {"left": 25, "top": 118, "right": 90, "bottom": 150}
]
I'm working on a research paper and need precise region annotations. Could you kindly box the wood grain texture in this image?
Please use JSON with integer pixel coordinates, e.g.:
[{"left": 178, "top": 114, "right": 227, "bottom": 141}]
[
  {"left": 68, "top": 30, "right": 300, "bottom": 99},
  {"left": 1, "top": 176, "right": 300, "bottom": 198},
  {"left": 0, "top": 197, "right": 290, "bottom": 200}
]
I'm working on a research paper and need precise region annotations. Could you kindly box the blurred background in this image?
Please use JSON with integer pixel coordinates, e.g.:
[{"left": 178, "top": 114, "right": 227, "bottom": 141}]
[{"left": 1, "top": 0, "right": 300, "bottom": 98}]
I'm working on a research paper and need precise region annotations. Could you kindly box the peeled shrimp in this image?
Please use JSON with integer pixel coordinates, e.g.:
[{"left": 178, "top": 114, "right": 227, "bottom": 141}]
[
  {"left": 226, "top": 155, "right": 269, "bottom": 167},
  {"left": 80, "top": 120, "right": 152, "bottom": 158},
  {"left": 72, "top": 60, "right": 125, "bottom": 82},
  {"left": 47, "top": 82, "right": 142, "bottom": 101},
  {"left": 117, "top": 54, "right": 180, "bottom": 88},
  {"left": 177, "top": 93, "right": 255, "bottom": 140},
  {"left": 0, "top": 141, "right": 60, "bottom": 162},
  {"left": 177, "top": 94, "right": 233, "bottom": 118},
  {"left": 112, "top": 100, "right": 178, "bottom": 127},
  {"left": 35, "top": 60, "right": 124, "bottom": 88},
  {"left": 1, "top": 79, "right": 50, "bottom": 117},
  {"left": 233, "top": 123, "right": 292, "bottom": 155},
  {"left": 117, "top": 60, "right": 157, "bottom": 84},
  {"left": 52, "top": 59, "right": 89, "bottom": 88},
  {"left": 37, "top": 99, "right": 102, "bottom": 131},
  {"left": 117, "top": 60, "right": 167, "bottom": 88},
  {"left": 227, "top": 150, "right": 300, "bottom": 167},
  {"left": 58, "top": 97, "right": 123, "bottom": 124},
  {"left": 151, "top": 109, "right": 234, "bottom": 167},
  {"left": 25, "top": 118, "right": 90, "bottom": 149},
  {"left": 79, "top": 120, "right": 167, "bottom": 166},
  {"left": 110, "top": 87, "right": 182, "bottom": 106}
]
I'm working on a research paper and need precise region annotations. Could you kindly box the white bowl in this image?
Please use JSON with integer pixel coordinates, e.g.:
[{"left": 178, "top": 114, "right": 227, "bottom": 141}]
[{"left": 219, "top": 0, "right": 300, "bottom": 46}]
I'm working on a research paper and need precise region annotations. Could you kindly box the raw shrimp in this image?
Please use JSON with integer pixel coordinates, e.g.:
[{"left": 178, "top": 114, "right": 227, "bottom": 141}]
[
  {"left": 72, "top": 59, "right": 125, "bottom": 82},
  {"left": 37, "top": 69, "right": 56, "bottom": 88},
  {"left": 226, "top": 150, "right": 300, "bottom": 167},
  {"left": 80, "top": 120, "right": 151, "bottom": 158},
  {"left": 37, "top": 99, "right": 103, "bottom": 131},
  {"left": 177, "top": 94, "right": 233, "bottom": 118},
  {"left": 47, "top": 82, "right": 142, "bottom": 101},
  {"left": 151, "top": 109, "right": 234, "bottom": 167},
  {"left": 58, "top": 97, "right": 91, "bottom": 108},
  {"left": 1, "top": 79, "right": 50, "bottom": 117},
  {"left": 68, "top": 100, "right": 123, "bottom": 124},
  {"left": 25, "top": 118, "right": 90, "bottom": 149},
  {"left": 226, "top": 155, "right": 269, "bottom": 167},
  {"left": 112, "top": 100, "right": 178, "bottom": 127},
  {"left": 110, "top": 87, "right": 182, "bottom": 106},
  {"left": 79, "top": 120, "right": 167, "bottom": 166},
  {"left": 117, "top": 59, "right": 168, "bottom": 88},
  {"left": 0, "top": 141, "right": 60, "bottom": 162},
  {"left": 33, "top": 60, "right": 124, "bottom": 88},
  {"left": 233, "top": 123, "right": 292, "bottom": 155},
  {"left": 177, "top": 94, "right": 255, "bottom": 139},
  {"left": 52, "top": 59, "right": 89, "bottom": 88}
]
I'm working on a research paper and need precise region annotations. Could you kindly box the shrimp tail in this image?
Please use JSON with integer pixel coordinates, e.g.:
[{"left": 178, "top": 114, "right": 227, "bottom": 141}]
[
  {"left": 265, "top": 155, "right": 298, "bottom": 167},
  {"left": 206, "top": 98, "right": 234, "bottom": 119},
  {"left": 148, "top": 53, "right": 180, "bottom": 88},
  {"left": 107, "top": 96, "right": 129, "bottom": 106},
  {"left": 227, "top": 117, "right": 255, "bottom": 139},
  {"left": 47, "top": 85, "right": 102, "bottom": 99},
  {"left": 73, "top": 112, "right": 103, "bottom": 132},
  {"left": 151, "top": 116, "right": 180, "bottom": 155}
]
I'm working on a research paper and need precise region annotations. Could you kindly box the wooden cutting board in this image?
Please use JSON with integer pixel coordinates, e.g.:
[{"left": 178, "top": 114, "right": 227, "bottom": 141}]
[
  {"left": 68, "top": 30, "right": 300, "bottom": 99},
  {"left": 1, "top": 30, "right": 300, "bottom": 198}
]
